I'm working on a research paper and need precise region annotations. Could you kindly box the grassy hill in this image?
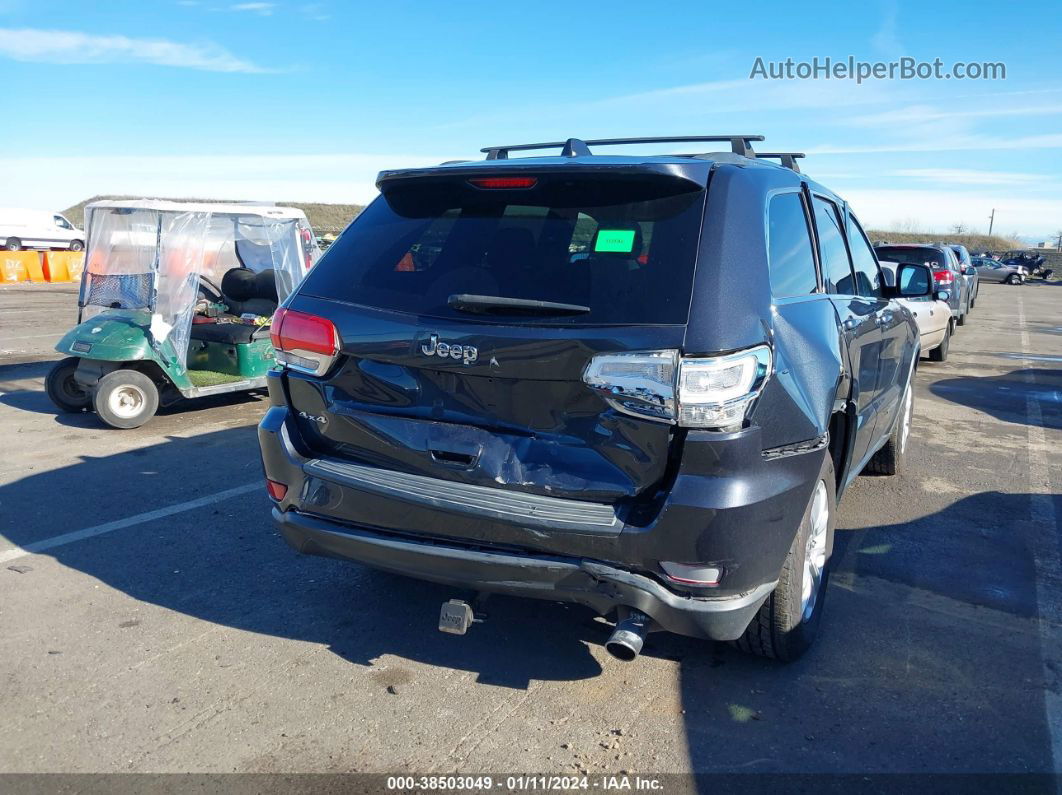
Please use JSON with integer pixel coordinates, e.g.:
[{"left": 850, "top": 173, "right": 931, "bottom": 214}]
[
  {"left": 865, "top": 230, "right": 1024, "bottom": 252},
  {"left": 62, "top": 196, "right": 364, "bottom": 234}
]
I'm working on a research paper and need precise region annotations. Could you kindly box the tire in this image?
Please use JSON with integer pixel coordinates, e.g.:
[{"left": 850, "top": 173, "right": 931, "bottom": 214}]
[
  {"left": 45, "top": 357, "right": 91, "bottom": 412},
  {"left": 956, "top": 309, "right": 966, "bottom": 326},
  {"left": 865, "top": 378, "right": 914, "bottom": 476},
  {"left": 69, "top": 240, "right": 84, "bottom": 252},
  {"left": 734, "top": 455, "right": 836, "bottom": 662},
  {"left": 4, "top": 237, "right": 21, "bottom": 251},
  {"left": 928, "top": 322, "right": 952, "bottom": 362},
  {"left": 92, "top": 369, "right": 159, "bottom": 429},
  {"left": 1007, "top": 274, "right": 1021, "bottom": 285}
]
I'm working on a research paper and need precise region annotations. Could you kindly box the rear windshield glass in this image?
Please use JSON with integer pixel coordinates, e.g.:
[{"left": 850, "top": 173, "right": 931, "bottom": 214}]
[
  {"left": 298, "top": 174, "right": 706, "bottom": 324},
  {"left": 874, "top": 246, "right": 946, "bottom": 269}
]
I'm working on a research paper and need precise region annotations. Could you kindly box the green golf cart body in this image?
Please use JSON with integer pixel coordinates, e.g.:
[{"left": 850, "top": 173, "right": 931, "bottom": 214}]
[{"left": 46, "top": 200, "right": 320, "bottom": 428}]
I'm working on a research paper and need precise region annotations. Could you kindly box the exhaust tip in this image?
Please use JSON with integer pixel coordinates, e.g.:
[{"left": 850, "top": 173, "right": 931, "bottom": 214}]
[
  {"left": 605, "top": 633, "right": 642, "bottom": 662},
  {"left": 604, "top": 610, "right": 651, "bottom": 662}
]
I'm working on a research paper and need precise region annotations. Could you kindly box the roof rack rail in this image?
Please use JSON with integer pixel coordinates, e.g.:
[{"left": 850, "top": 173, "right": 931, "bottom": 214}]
[
  {"left": 755, "top": 152, "right": 805, "bottom": 173},
  {"left": 481, "top": 135, "right": 766, "bottom": 160}
]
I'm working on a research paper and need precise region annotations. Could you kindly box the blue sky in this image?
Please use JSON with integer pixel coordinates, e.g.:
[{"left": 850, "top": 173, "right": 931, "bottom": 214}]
[{"left": 1, "top": 0, "right": 1061, "bottom": 238}]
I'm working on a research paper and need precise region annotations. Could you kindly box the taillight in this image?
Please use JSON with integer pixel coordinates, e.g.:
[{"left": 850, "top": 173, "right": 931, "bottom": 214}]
[
  {"left": 582, "top": 345, "right": 772, "bottom": 431},
  {"left": 933, "top": 270, "right": 954, "bottom": 285},
  {"left": 266, "top": 479, "right": 288, "bottom": 500},
  {"left": 300, "top": 227, "right": 315, "bottom": 270},
  {"left": 270, "top": 308, "right": 339, "bottom": 376}
]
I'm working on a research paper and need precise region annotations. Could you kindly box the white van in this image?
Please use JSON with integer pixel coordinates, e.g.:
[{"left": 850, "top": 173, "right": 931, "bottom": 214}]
[{"left": 0, "top": 208, "right": 85, "bottom": 251}]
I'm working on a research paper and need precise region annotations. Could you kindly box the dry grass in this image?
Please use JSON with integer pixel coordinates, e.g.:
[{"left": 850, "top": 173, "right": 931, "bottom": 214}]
[{"left": 866, "top": 230, "right": 1024, "bottom": 251}]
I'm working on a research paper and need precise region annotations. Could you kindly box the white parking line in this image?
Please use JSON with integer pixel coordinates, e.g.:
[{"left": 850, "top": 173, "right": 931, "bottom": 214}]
[
  {"left": 0, "top": 483, "right": 260, "bottom": 564},
  {"left": 0, "top": 333, "right": 63, "bottom": 341},
  {"left": 1019, "top": 296, "right": 1062, "bottom": 776}
]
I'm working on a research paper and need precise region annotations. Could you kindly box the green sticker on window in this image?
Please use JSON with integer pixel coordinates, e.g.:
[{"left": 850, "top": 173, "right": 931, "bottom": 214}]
[{"left": 594, "top": 229, "right": 636, "bottom": 253}]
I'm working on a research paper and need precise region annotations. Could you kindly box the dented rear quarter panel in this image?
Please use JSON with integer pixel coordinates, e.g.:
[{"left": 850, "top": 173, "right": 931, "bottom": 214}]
[{"left": 684, "top": 163, "right": 847, "bottom": 449}]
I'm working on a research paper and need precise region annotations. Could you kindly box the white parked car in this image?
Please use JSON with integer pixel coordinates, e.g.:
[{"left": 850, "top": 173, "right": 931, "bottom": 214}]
[
  {"left": 0, "top": 207, "right": 85, "bottom": 251},
  {"left": 882, "top": 262, "right": 954, "bottom": 362}
]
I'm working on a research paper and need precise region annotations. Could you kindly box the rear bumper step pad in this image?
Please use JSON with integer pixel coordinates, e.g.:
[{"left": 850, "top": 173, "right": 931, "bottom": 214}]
[{"left": 303, "top": 457, "right": 620, "bottom": 534}]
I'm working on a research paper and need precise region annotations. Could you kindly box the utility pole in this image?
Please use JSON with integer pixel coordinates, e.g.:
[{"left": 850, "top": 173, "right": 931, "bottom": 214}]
[{"left": 988, "top": 208, "right": 995, "bottom": 236}]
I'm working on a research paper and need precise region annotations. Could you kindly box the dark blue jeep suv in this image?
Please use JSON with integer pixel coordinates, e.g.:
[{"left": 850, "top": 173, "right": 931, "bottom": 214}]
[{"left": 258, "top": 135, "right": 931, "bottom": 662}]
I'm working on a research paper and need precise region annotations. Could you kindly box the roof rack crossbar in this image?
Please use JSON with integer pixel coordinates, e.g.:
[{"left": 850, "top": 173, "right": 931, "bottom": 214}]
[
  {"left": 755, "top": 152, "right": 806, "bottom": 173},
  {"left": 481, "top": 135, "right": 766, "bottom": 160}
]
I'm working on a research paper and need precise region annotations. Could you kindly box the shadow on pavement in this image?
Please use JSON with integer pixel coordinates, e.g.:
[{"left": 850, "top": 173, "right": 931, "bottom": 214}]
[
  {"left": 930, "top": 367, "right": 1062, "bottom": 430},
  {"left": 0, "top": 425, "right": 1057, "bottom": 769}
]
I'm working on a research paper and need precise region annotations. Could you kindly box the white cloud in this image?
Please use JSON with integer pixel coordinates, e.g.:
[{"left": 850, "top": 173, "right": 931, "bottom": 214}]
[
  {"left": 847, "top": 103, "right": 1062, "bottom": 127},
  {"left": 230, "top": 2, "right": 275, "bottom": 14},
  {"left": 888, "top": 169, "right": 1042, "bottom": 186},
  {"left": 0, "top": 27, "right": 275, "bottom": 73},
  {"left": 871, "top": 0, "right": 904, "bottom": 58},
  {"left": 844, "top": 188, "right": 1062, "bottom": 236},
  {"left": 0, "top": 153, "right": 457, "bottom": 212},
  {"left": 806, "top": 133, "right": 1062, "bottom": 155}
]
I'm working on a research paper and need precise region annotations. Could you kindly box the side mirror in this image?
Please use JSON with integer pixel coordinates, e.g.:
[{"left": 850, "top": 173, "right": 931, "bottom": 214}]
[
  {"left": 964, "top": 266, "right": 977, "bottom": 276},
  {"left": 897, "top": 263, "right": 933, "bottom": 297},
  {"left": 935, "top": 290, "right": 950, "bottom": 302}
]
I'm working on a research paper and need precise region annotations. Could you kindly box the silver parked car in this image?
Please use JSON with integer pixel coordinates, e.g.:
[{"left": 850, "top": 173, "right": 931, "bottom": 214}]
[
  {"left": 949, "top": 245, "right": 979, "bottom": 309},
  {"left": 972, "top": 256, "right": 1025, "bottom": 285}
]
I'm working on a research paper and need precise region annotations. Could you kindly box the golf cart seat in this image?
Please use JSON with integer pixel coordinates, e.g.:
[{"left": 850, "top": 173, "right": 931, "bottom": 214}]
[
  {"left": 189, "top": 267, "right": 278, "bottom": 345},
  {"left": 219, "top": 266, "right": 279, "bottom": 317},
  {"left": 189, "top": 322, "right": 259, "bottom": 345}
]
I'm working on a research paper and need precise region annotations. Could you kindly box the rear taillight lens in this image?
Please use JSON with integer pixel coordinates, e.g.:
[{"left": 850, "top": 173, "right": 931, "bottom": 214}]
[
  {"left": 933, "top": 270, "right": 954, "bottom": 285},
  {"left": 266, "top": 479, "right": 288, "bottom": 500},
  {"left": 582, "top": 345, "right": 772, "bottom": 431},
  {"left": 270, "top": 308, "right": 339, "bottom": 376}
]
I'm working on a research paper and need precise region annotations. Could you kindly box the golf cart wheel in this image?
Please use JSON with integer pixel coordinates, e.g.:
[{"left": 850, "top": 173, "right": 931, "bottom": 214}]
[
  {"left": 733, "top": 455, "right": 836, "bottom": 662},
  {"left": 93, "top": 369, "right": 159, "bottom": 429},
  {"left": 46, "top": 357, "right": 91, "bottom": 412},
  {"left": 69, "top": 239, "right": 84, "bottom": 252},
  {"left": 4, "top": 237, "right": 20, "bottom": 251},
  {"left": 1007, "top": 274, "right": 1022, "bottom": 285},
  {"left": 928, "top": 322, "right": 952, "bottom": 362}
]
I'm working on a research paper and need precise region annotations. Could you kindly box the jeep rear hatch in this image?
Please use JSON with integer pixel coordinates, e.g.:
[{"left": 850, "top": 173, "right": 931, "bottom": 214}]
[{"left": 281, "top": 169, "right": 707, "bottom": 506}]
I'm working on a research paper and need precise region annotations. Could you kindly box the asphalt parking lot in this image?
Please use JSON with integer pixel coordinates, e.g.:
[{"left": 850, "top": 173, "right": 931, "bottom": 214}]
[{"left": 0, "top": 282, "right": 1060, "bottom": 777}]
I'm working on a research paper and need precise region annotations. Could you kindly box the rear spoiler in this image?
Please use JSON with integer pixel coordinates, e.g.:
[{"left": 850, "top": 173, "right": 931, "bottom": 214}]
[{"left": 376, "top": 161, "right": 709, "bottom": 192}]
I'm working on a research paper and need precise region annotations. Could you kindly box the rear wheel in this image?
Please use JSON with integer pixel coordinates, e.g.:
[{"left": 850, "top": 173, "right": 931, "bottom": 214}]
[
  {"left": 928, "top": 322, "right": 952, "bottom": 362},
  {"left": 734, "top": 456, "right": 836, "bottom": 662},
  {"left": 93, "top": 369, "right": 159, "bottom": 429},
  {"left": 45, "top": 357, "right": 91, "bottom": 412},
  {"left": 69, "top": 239, "right": 84, "bottom": 252},
  {"left": 1007, "top": 274, "right": 1021, "bottom": 285},
  {"left": 865, "top": 379, "right": 913, "bottom": 476},
  {"left": 4, "top": 237, "right": 20, "bottom": 251}
]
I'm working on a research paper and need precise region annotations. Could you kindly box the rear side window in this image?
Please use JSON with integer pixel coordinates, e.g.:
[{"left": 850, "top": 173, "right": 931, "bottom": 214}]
[
  {"left": 846, "top": 215, "right": 882, "bottom": 297},
  {"left": 767, "top": 192, "right": 817, "bottom": 298},
  {"left": 812, "top": 197, "right": 854, "bottom": 294},
  {"left": 299, "top": 175, "right": 706, "bottom": 325}
]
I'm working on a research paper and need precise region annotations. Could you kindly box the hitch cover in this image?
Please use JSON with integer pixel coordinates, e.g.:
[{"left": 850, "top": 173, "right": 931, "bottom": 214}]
[{"left": 439, "top": 599, "right": 475, "bottom": 635}]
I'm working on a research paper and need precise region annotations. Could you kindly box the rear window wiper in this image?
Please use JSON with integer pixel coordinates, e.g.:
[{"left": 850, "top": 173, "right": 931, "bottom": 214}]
[{"left": 448, "top": 294, "right": 591, "bottom": 316}]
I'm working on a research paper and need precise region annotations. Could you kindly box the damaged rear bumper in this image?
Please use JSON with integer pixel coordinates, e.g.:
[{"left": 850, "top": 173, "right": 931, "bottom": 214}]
[{"left": 274, "top": 507, "right": 774, "bottom": 641}]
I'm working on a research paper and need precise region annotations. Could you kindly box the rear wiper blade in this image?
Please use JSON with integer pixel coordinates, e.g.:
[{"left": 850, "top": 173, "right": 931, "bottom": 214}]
[{"left": 448, "top": 294, "right": 590, "bottom": 316}]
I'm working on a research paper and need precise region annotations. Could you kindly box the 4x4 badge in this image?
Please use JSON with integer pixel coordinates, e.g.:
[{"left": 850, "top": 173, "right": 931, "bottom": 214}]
[
  {"left": 298, "top": 411, "right": 327, "bottom": 424},
  {"left": 420, "top": 333, "right": 479, "bottom": 365}
]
